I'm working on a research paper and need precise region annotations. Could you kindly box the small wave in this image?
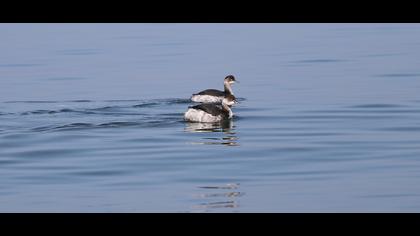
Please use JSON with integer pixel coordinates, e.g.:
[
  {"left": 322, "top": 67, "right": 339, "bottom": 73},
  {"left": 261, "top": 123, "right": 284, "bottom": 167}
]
[
  {"left": 67, "top": 169, "right": 128, "bottom": 177},
  {"left": 133, "top": 102, "right": 160, "bottom": 108},
  {"left": 154, "top": 98, "right": 192, "bottom": 104},
  {"left": 69, "top": 100, "right": 92, "bottom": 103},
  {"left": 160, "top": 112, "right": 184, "bottom": 116},
  {"left": 54, "top": 123, "right": 94, "bottom": 130},
  {"left": 349, "top": 104, "right": 406, "bottom": 108},
  {"left": 376, "top": 73, "right": 420, "bottom": 78},
  {"left": 5, "top": 98, "right": 191, "bottom": 105},
  {"left": 199, "top": 183, "right": 240, "bottom": 189},
  {"left": 97, "top": 121, "right": 140, "bottom": 128},
  {"left": 15, "top": 98, "right": 192, "bottom": 117},
  {"left": 378, "top": 126, "right": 420, "bottom": 132},
  {"left": 193, "top": 201, "right": 237, "bottom": 209},
  {"left": 168, "top": 99, "right": 192, "bottom": 104},
  {"left": 89, "top": 106, "right": 119, "bottom": 111},
  {"left": 56, "top": 49, "right": 101, "bottom": 56},
  {"left": 31, "top": 123, "right": 93, "bottom": 132},
  {"left": 31, "top": 125, "right": 59, "bottom": 132},
  {"left": 301, "top": 109, "right": 420, "bottom": 114},
  {"left": 20, "top": 108, "right": 75, "bottom": 115},
  {"left": 46, "top": 77, "right": 87, "bottom": 81},
  {"left": 104, "top": 99, "right": 140, "bottom": 102},
  {"left": 235, "top": 107, "right": 267, "bottom": 112},
  {"left": 293, "top": 59, "right": 345, "bottom": 64},
  {"left": 31, "top": 118, "right": 183, "bottom": 132},
  {"left": 133, "top": 98, "right": 191, "bottom": 107},
  {"left": 0, "top": 63, "right": 43, "bottom": 68},
  {"left": 362, "top": 53, "right": 405, "bottom": 58},
  {"left": 20, "top": 107, "right": 132, "bottom": 116},
  {"left": 5, "top": 101, "right": 59, "bottom": 104}
]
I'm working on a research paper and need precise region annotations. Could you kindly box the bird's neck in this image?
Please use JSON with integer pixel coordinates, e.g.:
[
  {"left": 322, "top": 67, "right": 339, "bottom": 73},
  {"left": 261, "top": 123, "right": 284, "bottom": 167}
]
[
  {"left": 222, "top": 103, "right": 233, "bottom": 118},
  {"left": 224, "top": 82, "right": 233, "bottom": 95}
]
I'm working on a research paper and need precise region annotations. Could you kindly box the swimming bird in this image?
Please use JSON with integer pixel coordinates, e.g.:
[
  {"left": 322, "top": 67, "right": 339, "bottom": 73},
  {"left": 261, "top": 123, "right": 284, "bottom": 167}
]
[
  {"left": 184, "top": 94, "right": 237, "bottom": 123},
  {"left": 190, "top": 75, "right": 238, "bottom": 103}
]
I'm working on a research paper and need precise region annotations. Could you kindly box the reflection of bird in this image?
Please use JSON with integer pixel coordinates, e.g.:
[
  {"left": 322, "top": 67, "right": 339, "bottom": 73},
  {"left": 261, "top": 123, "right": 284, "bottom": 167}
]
[
  {"left": 184, "top": 94, "right": 237, "bottom": 123},
  {"left": 184, "top": 119, "right": 238, "bottom": 146},
  {"left": 191, "top": 75, "right": 238, "bottom": 103},
  {"left": 191, "top": 183, "right": 244, "bottom": 212},
  {"left": 184, "top": 119, "right": 233, "bottom": 133}
]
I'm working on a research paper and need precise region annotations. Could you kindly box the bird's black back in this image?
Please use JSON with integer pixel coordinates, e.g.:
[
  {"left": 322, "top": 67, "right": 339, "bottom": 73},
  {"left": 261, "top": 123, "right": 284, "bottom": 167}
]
[
  {"left": 189, "top": 103, "right": 227, "bottom": 117},
  {"left": 194, "top": 89, "right": 225, "bottom": 97}
]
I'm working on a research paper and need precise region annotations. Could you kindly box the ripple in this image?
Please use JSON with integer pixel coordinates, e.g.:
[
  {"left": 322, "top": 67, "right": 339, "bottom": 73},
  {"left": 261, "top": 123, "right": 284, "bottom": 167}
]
[
  {"left": 53, "top": 123, "right": 94, "bottom": 131},
  {"left": 45, "top": 77, "right": 88, "bottom": 81},
  {"left": 349, "top": 104, "right": 406, "bottom": 108},
  {"left": 258, "top": 170, "right": 348, "bottom": 182},
  {"left": 19, "top": 106, "right": 140, "bottom": 116},
  {"left": 69, "top": 100, "right": 93, "bottom": 103},
  {"left": 198, "top": 183, "right": 240, "bottom": 190},
  {"left": 276, "top": 132, "right": 343, "bottom": 137},
  {"left": 133, "top": 98, "right": 191, "bottom": 108},
  {"left": 56, "top": 49, "right": 101, "bottom": 56},
  {"left": 192, "top": 201, "right": 238, "bottom": 209},
  {"left": 11, "top": 148, "right": 85, "bottom": 158},
  {"left": 379, "top": 126, "right": 420, "bottom": 132},
  {"left": 67, "top": 169, "right": 129, "bottom": 177},
  {"left": 32, "top": 123, "right": 93, "bottom": 132},
  {"left": 362, "top": 53, "right": 406, "bottom": 58},
  {"left": 30, "top": 117, "right": 184, "bottom": 132},
  {"left": 0, "top": 63, "right": 43, "bottom": 68},
  {"left": 5, "top": 98, "right": 190, "bottom": 106},
  {"left": 195, "top": 192, "right": 245, "bottom": 198},
  {"left": 0, "top": 159, "right": 20, "bottom": 165},
  {"left": 376, "top": 73, "right": 420, "bottom": 78},
  {"left": 21, "top": 108, "right": 75, "bottom": 115},
  {"left": 294, "top": 59, "right": 345, "bottom": 63},
  {"left": 160, "top": 112, "right": 184, "bottom": 116},
  {"left": 156, "top": 98, "right": 192, "bottom": 104},
  {"left": 235, "top": 107, "right": 269, "bottom": 112},
  {"left": 97, "top": 121, "right": 140, "bottom": 128},
  {"left": 89, "top": 106, "right": 119, "bottom": 111},
  {"left": 133, "top": 102, "right": 160, "bottom": 108},
  {"left": 4, "top": 101, "right": 59, "bottom": 104},
  {"left": 269, "top": 146, "right": 322, "bottom": 153},
  {"left": 244, "top": 114, "right": 397, "bottom": 121},
  {"left": 362, "top": 193, "right": 420, "bottom": 198},
  {"left": 104, "top": 99, "right": 141, "bottom": 102},
  {"left": 302, "top": 109, "right": 420, "bottom": 114}
]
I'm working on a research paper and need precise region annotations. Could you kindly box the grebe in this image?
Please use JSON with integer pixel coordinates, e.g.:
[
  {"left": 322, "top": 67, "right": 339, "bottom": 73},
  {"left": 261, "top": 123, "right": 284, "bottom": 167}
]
[
  {"left": 184, "top": 94, "right": 237, "bottom": 123},
  {"left": 191, "top": 75, "right": 238, "bottom": 103}
]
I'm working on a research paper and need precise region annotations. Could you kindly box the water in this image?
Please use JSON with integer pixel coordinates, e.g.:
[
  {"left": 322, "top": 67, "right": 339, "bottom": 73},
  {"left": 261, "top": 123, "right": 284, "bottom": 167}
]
[{"left": 1, "top": 23, "right": 420, "bottom": 212}]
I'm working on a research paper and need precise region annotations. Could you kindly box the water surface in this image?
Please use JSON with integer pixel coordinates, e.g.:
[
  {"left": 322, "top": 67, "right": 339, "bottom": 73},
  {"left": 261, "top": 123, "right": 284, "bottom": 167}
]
[{"left": 1, "top": 24, "right": 420, "bottom": 212}]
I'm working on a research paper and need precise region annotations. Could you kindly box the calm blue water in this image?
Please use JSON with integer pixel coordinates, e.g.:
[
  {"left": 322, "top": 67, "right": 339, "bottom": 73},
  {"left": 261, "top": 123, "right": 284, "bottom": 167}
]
[{"left": 1, "top": 23, "right": 420, "bottom": 212}]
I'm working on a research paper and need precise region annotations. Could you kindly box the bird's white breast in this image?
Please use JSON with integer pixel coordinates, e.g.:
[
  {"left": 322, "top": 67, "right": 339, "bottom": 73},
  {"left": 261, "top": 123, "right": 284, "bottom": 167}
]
[
  {"left": 184, "top": 108, "right": 222, "bottom": 123},
  {"left": 191, "top": 95, "right": 223, "bottom": 103}
]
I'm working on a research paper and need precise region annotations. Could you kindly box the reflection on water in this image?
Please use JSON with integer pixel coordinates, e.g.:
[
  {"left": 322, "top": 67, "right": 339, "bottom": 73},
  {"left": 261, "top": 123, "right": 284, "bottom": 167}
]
[
  {"left": 184, "top": 120, "right": 239, "bottom": 146},
  {"left": 191, "top": 183, "right": 244, "bottom": 212},
  {"left": 184, "top": 120, "right": 234, "bottom": 132}
]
